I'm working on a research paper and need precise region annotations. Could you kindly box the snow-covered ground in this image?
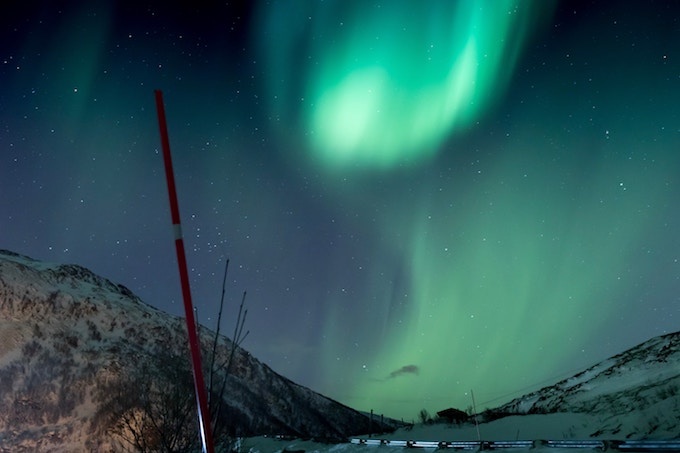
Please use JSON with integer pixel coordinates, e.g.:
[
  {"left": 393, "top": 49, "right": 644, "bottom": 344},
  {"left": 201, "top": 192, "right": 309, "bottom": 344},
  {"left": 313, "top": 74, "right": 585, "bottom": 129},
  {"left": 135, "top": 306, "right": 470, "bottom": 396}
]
[{"left": 241, "top": 411, "right": 678, "bottom": 452}]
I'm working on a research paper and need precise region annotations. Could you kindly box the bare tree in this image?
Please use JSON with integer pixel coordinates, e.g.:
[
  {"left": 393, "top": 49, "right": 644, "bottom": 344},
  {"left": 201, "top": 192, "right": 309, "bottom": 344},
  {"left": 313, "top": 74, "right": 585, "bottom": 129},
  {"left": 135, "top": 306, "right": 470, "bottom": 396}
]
[
  {"left": 94, "top": 258, "right": 249, "bottom": 452},
  {"left": 418, "top": 408, "right": 432, "bottom": 425},
  {"left": 94, "top": 350, "right": 198, "bottom": 452},
  {"left": 206, "top": 259, "right": 249, "bottom": 436}
]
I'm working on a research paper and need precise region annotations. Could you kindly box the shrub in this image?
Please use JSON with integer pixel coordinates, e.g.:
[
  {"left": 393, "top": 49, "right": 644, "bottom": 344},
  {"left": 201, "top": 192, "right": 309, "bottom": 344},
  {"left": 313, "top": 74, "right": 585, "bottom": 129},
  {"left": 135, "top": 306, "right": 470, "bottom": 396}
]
[{"left": 418, "top": 409, "right": 432, "bottom": 425}]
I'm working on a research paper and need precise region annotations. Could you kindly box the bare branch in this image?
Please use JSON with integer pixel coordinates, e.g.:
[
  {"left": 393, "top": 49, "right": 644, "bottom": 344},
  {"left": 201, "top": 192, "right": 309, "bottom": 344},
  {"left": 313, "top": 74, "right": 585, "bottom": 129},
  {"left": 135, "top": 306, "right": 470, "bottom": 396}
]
[{"left": 209, "top": 258, "right": 229, "bottom": 402}]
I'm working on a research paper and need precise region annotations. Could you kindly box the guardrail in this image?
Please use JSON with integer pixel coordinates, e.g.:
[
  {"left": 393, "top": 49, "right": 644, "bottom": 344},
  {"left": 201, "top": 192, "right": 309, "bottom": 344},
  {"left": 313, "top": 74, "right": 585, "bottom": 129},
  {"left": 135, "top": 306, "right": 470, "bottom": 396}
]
[
  {"left": 350, "top": 438, "right": 680, "bottom": 450},
  {"left": 612, "top": 440, "right": 680, "bottom": 451},
  {"left": 541, "top": 439, "right": 607, "bottom": 449}
]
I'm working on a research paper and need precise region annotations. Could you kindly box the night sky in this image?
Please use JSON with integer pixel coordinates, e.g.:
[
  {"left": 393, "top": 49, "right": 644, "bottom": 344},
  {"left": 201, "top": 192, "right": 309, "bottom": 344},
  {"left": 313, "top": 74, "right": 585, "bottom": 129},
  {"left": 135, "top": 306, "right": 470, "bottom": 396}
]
[{"left": 2, "top": 0, "right": 679, "bottom": 420}]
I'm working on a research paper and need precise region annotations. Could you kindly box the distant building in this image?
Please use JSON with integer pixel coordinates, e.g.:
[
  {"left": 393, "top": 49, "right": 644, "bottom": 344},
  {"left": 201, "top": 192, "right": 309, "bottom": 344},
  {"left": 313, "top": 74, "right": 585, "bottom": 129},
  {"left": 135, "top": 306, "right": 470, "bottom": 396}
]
[{"left": 436, "top": 408, "right": 468, "bottom": 424}]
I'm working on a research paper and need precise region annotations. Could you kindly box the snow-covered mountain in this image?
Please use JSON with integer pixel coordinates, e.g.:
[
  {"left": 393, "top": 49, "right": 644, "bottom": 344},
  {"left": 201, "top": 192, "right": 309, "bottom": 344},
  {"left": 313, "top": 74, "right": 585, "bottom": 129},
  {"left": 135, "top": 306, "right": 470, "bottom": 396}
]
[
  {"left": 322, "top": 331, "right": 680, "bottom": 450},
  {"left": 0, "top": 250, "right": 394, "bottom": 451},
  {"left": 485, "top": 330, "right": 680, "bottom": 439}
]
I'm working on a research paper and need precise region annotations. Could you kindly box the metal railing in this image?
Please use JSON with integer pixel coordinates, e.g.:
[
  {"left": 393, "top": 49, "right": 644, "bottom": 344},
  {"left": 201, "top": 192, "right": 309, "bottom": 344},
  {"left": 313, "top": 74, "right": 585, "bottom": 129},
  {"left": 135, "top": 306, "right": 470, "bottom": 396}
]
[{"left": 351, "top": 438, "right": 680, "bottom": 450}]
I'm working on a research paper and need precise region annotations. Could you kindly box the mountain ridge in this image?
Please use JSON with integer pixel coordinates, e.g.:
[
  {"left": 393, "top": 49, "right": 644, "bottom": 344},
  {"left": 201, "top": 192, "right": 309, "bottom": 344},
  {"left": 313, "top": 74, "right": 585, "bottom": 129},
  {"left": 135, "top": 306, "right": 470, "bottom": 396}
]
[
  {"left": 481, "top": 330, "right": 680, "bottom": 439},
  {"left": 0, "top": 250, "right": 395, "bottom": 451}
]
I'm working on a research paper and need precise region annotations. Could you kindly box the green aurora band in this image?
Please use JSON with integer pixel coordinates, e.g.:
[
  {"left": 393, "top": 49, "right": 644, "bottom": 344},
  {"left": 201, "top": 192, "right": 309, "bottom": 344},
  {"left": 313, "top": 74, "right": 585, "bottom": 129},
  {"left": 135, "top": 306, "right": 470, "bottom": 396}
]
[
  {"left": 310, "top": 134, "right": 676, "bottom": 418},
  {"left": 350, "top": 147, "right": 672, "bottom": 417},
  {"left": 258, "top": 0, "right": 555, "bottom": 169},
  {"left": 253, "top": 0, "right": 677, "bottom": 419}
]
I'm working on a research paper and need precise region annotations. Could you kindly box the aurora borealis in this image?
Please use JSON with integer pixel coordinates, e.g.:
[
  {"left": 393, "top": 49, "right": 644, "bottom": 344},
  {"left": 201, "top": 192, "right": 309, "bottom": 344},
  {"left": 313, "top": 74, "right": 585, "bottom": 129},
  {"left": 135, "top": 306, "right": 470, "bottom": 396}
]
[
  {"left": 258, "top": 0, "right": 554, "bottom": 169},
  {"left": 2, "top": 1, "right": 679, "bottom": 420}
]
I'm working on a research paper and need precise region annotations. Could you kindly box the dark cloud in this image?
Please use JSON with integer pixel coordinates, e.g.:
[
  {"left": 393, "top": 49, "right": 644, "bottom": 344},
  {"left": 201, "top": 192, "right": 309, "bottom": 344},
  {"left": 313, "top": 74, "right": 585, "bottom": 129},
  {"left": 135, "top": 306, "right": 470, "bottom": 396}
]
[{"left": 388, "top": 364, "right": 419, "bottom": 379}]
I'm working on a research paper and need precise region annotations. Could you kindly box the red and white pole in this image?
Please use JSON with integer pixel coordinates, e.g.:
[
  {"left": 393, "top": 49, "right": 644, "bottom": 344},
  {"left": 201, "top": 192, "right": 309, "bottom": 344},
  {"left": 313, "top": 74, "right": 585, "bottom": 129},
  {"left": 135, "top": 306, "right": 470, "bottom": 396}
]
[{"left": 154, "top": 89, "right": 215, "bottom": 453}]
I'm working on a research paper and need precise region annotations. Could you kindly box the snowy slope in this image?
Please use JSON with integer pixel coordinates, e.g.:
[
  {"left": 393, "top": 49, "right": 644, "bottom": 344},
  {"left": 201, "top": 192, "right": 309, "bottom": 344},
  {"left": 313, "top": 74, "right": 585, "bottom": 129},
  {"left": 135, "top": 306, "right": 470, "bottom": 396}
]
[
  {"left": 490, "top": 331, "right": 680, "bottom": 439},
  {"left": 314, "top": 332, "right": 680, "bottom": 451},
  {"left": 255, "top": 333, "right": 680, "bottom": 452},
  {"left": 0, "top": 250, "right": 393, "bottom": 451}
]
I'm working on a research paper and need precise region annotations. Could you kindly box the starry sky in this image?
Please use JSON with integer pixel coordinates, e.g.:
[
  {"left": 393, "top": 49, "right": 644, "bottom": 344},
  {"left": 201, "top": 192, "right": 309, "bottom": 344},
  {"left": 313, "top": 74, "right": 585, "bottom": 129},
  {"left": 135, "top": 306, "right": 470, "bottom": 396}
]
[{"left": 2, "top": 0, "right": 679, "bottom": 420}]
